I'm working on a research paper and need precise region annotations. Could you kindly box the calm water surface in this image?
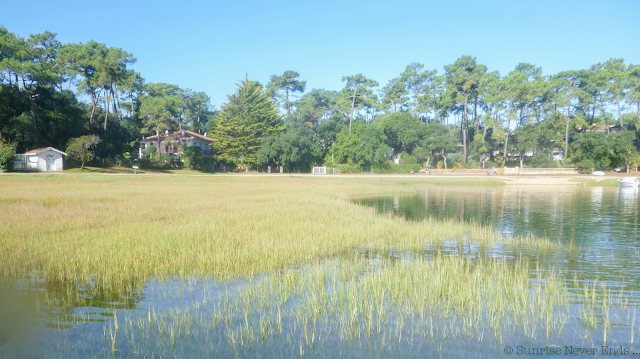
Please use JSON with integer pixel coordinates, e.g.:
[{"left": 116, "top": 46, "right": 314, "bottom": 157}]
[{"left": 356, "top": 186, "right": 640, "bottom": 292}]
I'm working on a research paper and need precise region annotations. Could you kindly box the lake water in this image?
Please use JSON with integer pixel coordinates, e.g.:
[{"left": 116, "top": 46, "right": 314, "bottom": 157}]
[
  {"left": 356, "top": 185, "right": 640, "bottom": 297},
  {"left": 2, "top": 185, "right": 639, "bottom": 358}
]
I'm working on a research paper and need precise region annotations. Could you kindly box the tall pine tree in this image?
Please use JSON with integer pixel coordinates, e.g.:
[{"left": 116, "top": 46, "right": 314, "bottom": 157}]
[{"left": 213, "top": 78, "right": 283, "bottom": 167}]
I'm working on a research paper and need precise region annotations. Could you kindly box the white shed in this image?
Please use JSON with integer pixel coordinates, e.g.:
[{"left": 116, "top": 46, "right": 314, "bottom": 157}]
[{"left": 14, "top": 147, "right": 67, "bottom": 171}]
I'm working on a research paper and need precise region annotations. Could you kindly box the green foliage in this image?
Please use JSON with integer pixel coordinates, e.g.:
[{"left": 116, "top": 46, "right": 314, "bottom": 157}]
[
  {"left": 422, "top": 123, "right": 459, "bottom": 168},
  {"left": 294, "top": 89, "right": 335, "bottom": 129},
  {"left": 0, "top": 141, "right": 16, "bottom": 172},
  {"left": 316, "top": 113, "right": 348, "bottom": 156},
  {"left": 144, "top": 145, "right": 156, "bottom": 158},
  {"left": 213, "top": 78, "right": 283, "bottom": 167},
  {"left": 610, "top": 130, "right": 638, "bottom": 169},
  {"left": 332, "top": 120, "right": 390, "bottom": 167},
  {"left": 399, "top": 151, "right": 417, "bottom": 164},
  {"left": 570, "top": 132, "right": 611, "bottom": 170},
  {"left": 529, "top": 151, "right": 556, "bottom": 168},
  {"left": 371, "top": 163, "right": 420, "bottom": 173},
  {"left": 375, "top": 112, "right": 425, "bottom": 153},
  {"left": 257, "top": 116, "right": 322, "bottom": 172},
  {"left": 337, "top": 164, "right": 362, "bottom": 173},
  {"left": 340, "top": 74, "right": 379, "bottom": 134},
  {"left": 181, "top": 146, "right": 202, "bottom": 169},
  {"left": 266, "top": 71, "right": 306, "bottom": 115},
  {"left": 65, "top": 135, "right": 101, "bottom": 169}
]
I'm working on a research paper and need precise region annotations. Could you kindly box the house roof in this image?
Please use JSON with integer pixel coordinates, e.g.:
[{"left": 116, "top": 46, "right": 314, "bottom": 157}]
[
  {"left": 144, "top": 130, "right": 216, "bottom": 142},
  {"left": 24, "top": 147, "right": 68, "bottom": 156}
]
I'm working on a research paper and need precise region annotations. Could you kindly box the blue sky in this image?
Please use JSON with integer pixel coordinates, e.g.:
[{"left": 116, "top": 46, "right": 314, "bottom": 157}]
[{"left": 2, "top": 0, "right": 639, "bottom": 108}]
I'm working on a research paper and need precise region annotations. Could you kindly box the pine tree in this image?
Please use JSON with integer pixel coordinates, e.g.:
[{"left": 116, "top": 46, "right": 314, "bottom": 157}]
[{"left": 213, "top": 78, "right": 283, "bottom": 167}]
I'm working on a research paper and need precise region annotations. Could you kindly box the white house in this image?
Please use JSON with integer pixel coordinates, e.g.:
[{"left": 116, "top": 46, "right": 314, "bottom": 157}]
[
  {"left": 14, "top": 147, "right": 67, "bottom": 171},
  {"left": 140, "top": 129, "right": 215, "bottom": 158}
]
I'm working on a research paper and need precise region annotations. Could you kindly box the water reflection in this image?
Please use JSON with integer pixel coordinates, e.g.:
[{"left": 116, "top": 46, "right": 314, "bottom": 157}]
[
  {"left": 356, "top": 186, "right": 640, "bottom": 304},
  {"left": 12, "top": 273, "right": 145, "bottom": 330}
]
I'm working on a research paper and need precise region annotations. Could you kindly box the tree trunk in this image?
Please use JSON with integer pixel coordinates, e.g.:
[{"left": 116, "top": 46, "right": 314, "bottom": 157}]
[
  {"left": 85, "top": 75, "right": 97, "bottom": 123},
  {"left": 443, "top": 152, "right": 447, "bottom": 170},
  {"left": 414, "top": 90, "right": 418, "bottom": 118},
  {"left": 462, "top": 97, "right": 468, "bottom": 167},
  {"left": 104, "top": 90, "right": 110, "bottom": 131},
  {"left": 91, "top": 88, "right": 103, "bottom": 124},
  {"left": 482, "top": 124, "right": 488, "bottom": 144},
  {"left": 473, "top": 94, "right": 479, "bottom": 132},
  {"left": 564, "top": 104, "right": 570, "bottom": 161},
  {"left": 503, "top": 118, "right": 511, "bottom": 159},
  {"left": 286, "top": 89, "right": 290, "bottom": 116},
  {"left": 130, "top": 91, "right": 136, "bottom": 118},
  {"left": 112, "top": 84, "right": 122, "bottom": 119},
  {"left": 604, "top": 106, "right": 610, "bottom": 134},
  {"left": 349, "top": 91, "right": 357, "bottom": 135},
  {"left": 156, "top": 127, "right": 160, "bottom": 155},
  {"left": 617, "top": 95, "right": 623, "bottom": 127}
]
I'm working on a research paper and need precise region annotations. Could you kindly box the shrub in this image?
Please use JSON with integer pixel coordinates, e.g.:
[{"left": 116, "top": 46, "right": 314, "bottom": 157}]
[
  {"left": 575, "top": 159, "right": 595, "bottom": 174},
  {"left": 182, "top": 146, "right": 203, "bottom": 169},
  {"left": 338, "top": 164, "right": 362, "bottom": 173},
  {"left": 372, "top": 163, "right": 420, "bottom": 173},
  {"left": 0, "top": 141, "right": 16, "bottom": 172},
  {"left": 529, "top": 151, "right": 556, "bottom": 168},
  {"left": 399, "top": 151, "right": 417, "bottom": 165}
]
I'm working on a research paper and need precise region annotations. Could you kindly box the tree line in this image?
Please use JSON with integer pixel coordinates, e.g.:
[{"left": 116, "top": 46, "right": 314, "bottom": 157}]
[{"left": 1, "top": 25, "right": 639, "bottom": 173}]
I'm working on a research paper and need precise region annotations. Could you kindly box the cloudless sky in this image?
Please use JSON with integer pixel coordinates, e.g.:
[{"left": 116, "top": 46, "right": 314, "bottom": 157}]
[{"left": 2, "top": 0, "right": 639, "bottom": 108}]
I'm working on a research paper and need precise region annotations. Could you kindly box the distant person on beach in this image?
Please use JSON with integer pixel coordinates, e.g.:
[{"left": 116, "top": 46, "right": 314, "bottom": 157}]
[
  {"left": 493, "top": 168, "right": 497, "bottom": 176},
  {"left": 487, "top": 168, "right": 490, "bottom": 176}
]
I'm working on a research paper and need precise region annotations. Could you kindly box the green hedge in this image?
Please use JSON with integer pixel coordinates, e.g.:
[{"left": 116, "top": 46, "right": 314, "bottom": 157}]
[
  {"left": 338, "top": 164, "right": 362, "bottom": 173},
  {"left": 372, "top": 163, "right": 420, "bottom": 174}
]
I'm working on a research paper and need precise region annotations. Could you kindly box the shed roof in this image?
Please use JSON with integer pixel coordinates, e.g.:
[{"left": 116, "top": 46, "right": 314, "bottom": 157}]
[{"left": 24, "top": 147, "right": 68, "bottom": 156}]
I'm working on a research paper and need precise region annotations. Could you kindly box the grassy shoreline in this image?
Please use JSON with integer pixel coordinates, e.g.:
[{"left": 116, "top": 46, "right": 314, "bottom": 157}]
[
  {"left": 1, "top": 175, "right": 635, "bottom": 357},
  {"left": 0, "top": 175, "right": 548, "bottom": 285}
]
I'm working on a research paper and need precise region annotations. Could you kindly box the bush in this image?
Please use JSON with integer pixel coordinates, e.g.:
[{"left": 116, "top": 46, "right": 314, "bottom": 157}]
[
  {"left": 372, "top": 163, "right": 420, "bottom": 174},
  {"left": 182, "top": 146, "right": 203, "bottom": 169},
  {"left": 575, "top": 159, "right": 595, "bottom": 174},
  {"left": 338, "top": 164, "right": 362, "bottom": 173},
  {"left": 529, "top": 151, "right": 556, "bottom": 168},
  {"left": 399, "top": 151, "right": 417, "bottom": 165},
  {"left": 144, "top": 145, "right": 157, "bottom": 159},
  {"left": 0, "top": 141, "right": 16, "bottom": 172},
  {"left": 445, "top": 153, "right": 463, "bottom": 168},
  {"left": 484, "top": 160, "right": 499, "bottom": 169}
]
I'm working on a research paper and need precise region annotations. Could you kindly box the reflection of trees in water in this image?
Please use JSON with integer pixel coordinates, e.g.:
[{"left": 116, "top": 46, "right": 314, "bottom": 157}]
[
  {"left": 356, "top": 187, "right": 640, "bottom": 304},
  {"left": 14, "top": 273, "right": 146, "bottom": 329}
]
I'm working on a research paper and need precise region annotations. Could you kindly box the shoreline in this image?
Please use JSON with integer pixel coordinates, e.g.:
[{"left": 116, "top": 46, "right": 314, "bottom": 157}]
[{"left": 1, "top": 170, "right": 631, "bottom": 186}]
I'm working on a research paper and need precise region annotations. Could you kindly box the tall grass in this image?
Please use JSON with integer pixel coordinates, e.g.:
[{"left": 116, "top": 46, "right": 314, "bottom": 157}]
[
  {"left": 1, "top": 175, "right": 635, "bottom": 357},
  {"left": 0, "top": 175, "right": 537, "bottom": 290}
]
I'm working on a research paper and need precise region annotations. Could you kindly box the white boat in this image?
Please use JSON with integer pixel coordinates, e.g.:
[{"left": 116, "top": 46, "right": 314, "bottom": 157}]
[
  {"left": 618, "top": 177, "right": 640, "bottom": 187},
  {"left": 592, "top": 171, "right": 605, "bottom": 176}
]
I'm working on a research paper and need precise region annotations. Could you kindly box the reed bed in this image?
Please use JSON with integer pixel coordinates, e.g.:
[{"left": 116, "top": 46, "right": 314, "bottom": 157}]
[
  {"left": 32, "top": 254, "right": 637, "bottom": 358},
  {"left": 0, "top": 175, "right": 536, "bottom": 289},
  {"left": 0, "top": 175, "right": 635, "bottom": 358}
]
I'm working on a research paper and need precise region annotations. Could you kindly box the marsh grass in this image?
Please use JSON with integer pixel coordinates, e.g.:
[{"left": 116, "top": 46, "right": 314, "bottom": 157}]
[
  {"left": 569, "top": 178, "right": 621, "bottom": 186},
  {"left": 0, "top": 175, "right": 534, "bottom": 290},
  {"left": 36, "top": 254, "right": 638, "bottom": 358},
  {"left": 0, "top": 175, "right": 635, "bottom": 358}
]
